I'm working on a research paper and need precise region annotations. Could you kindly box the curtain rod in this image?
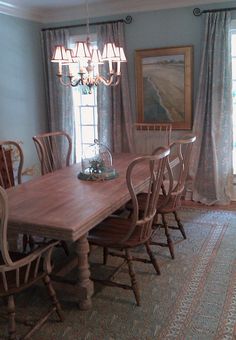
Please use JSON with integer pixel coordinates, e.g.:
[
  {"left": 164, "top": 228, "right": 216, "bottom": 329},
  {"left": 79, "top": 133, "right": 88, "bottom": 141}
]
[
  {"left": 193, "top": 7, "right": 236, "bottom": 16},
  {"left": 42, "top": 15, "right": 132, "bottom": 32}
]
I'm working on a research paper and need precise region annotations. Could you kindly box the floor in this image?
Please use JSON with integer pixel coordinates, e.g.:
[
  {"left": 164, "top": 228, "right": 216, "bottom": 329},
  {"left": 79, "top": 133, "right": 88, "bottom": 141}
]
[
  {"left": 0, "top": 206, "right": 235, "bottom": 339},
  {"left": 182, "top": 199, "right": 236, "bottom": 211}
]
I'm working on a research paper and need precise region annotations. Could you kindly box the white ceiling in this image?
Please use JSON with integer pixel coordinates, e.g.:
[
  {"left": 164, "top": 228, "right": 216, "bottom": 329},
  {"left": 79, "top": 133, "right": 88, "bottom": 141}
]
[{"left": 0, "top": 0, "right": 234, "bottom": 23}]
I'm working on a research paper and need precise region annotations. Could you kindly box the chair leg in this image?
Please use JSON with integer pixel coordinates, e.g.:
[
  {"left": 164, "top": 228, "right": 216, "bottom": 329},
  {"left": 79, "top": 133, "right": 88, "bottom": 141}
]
[
  {"left": 103, "top": 247, "right": 108, "bottom": 265},
  {"left": 145, "top": 242, "right": 161, "bottom": 275},
  {"left": 152, "top": 213, "right": 159, "bottom": 230},
  {"left": 22, "top": 234, "right": 35, "bottom": 253},
  {"left": 43, "top": 275, "right": 64, "bottom": 322},
  {"left": 22, "top": 234, "right": 28, "bottom": 253},
  {"left": 173, "top": 211, "right": 186, "bottom": 239},
  {"left": 29, "top": 235, "right": 35, "bottom": 251},
  {"left": 125, "top": 249, "right": 141, "bottom": 306},
  {"left": 7, "top": 295, "right": 16, "bottom": 340},
  {"left": 59, "top": 241, "right": 70, "bottom": 256},
  {"left": 162, "top": 214, "right": 175, "bottom": 260}
]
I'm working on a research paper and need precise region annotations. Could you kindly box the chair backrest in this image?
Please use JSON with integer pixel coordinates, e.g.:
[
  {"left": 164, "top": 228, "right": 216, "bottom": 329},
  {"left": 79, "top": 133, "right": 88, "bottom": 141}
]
[
  {"left": 120, "top": 147, "right": 170, "bottom": 245},
  {"left": 33, "top": 131, "right": 72, "bottom": 175},
  {"left": 0, "top": 186, "right": 58, "bottom": 294},
  {"left": 0, "top": 186, "right": 12, "bottom": 266},
  {"left": 155, "top": 134, "right": 196, "bottom": 211},
  {"left": 134, "top": 123, "right": 172, "bottom": 154},
  {"left": 0, "top": 141, "right": 23, "bottom": 188}
]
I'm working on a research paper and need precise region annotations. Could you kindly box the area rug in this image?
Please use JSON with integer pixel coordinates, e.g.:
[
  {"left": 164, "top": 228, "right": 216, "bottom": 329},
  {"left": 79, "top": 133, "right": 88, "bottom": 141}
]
[{"left": 0, "top": 207, "right": 235, "bottom": 339}]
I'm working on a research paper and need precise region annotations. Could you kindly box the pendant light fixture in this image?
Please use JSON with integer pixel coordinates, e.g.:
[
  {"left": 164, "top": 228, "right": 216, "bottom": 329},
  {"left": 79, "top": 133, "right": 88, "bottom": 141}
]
[{"left": 51, "top": 0, "right": 127, "bottom": 94}]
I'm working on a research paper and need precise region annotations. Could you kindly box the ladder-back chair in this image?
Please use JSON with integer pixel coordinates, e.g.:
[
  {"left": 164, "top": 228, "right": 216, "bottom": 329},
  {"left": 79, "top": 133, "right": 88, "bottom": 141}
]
[
  {"left": 33, "top": 131, "right": 72, "bottom": 175},
  {"left": 88, "top": 148, "right": 170, "bottom": 306},
  {"left": 134, "top": 123, "right": 172, "bottom": 154},
  {"left": 0, "top": 186, "right": 64, "bottom": 339}
]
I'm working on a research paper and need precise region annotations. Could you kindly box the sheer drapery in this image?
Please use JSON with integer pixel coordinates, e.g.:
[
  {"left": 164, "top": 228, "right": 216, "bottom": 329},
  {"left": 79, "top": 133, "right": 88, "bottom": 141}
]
[
  {"left": 41, "top": 29, "right": 75, "bottom": 161},
  {"left": 190, "top": 11, "right": 233, "bottom": 205},
  {"left": 97, "top": 22, "right": 134, "bottom": 153}
]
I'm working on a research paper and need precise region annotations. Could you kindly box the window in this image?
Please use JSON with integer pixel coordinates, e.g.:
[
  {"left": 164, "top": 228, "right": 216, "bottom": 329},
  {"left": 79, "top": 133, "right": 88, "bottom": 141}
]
[
  {"left": 70, "top": 34, "right": 98, "bottom": 161},
  {"left": 73, "top": 85, "right": 98, "bottom": 161}
]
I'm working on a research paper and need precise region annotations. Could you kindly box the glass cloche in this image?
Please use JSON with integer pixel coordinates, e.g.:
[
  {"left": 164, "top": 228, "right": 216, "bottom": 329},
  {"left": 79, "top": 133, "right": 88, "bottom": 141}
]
[{"left": 78, "top": 139, "right": 118, "bottom": 181}]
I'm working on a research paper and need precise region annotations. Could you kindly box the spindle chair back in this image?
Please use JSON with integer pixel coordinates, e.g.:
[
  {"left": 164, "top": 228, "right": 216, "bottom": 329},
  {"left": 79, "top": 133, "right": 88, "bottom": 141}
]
[
  {"left": 33, "top": 131, "right": 72, "bottom": 175},
  {"left": 134, "top": 123, "right": 172, "bottom": 154}
]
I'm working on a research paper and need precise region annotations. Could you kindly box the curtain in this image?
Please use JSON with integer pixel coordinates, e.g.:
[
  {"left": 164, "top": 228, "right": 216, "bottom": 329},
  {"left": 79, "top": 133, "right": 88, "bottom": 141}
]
[
  {"left": 97, "top": 22, "right": 134, "bottom": 153},
  {"left": 190, "top": 11, "right": 233, "bottom": 205},
  {"left": 41, "top": 29, "right": 75, "bottom": 161}
]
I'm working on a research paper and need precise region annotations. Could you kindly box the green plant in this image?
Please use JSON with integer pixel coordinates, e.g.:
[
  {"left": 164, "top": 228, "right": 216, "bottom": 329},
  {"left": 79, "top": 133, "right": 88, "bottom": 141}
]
[{"left": 89, "top": 159, "right": 105, "bottom": 173}]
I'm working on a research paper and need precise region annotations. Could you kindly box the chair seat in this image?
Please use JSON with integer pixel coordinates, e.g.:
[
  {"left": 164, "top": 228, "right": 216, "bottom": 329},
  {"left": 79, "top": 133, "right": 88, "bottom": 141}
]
[
  {"left": 126, "top": 192, "right": 181, "bottom": 215},
  {"left": 0, "top": 252, "right": 44, "bottom": 296},
  {"left": 88, "top": 216, "right": 148, "bottom": 248}
]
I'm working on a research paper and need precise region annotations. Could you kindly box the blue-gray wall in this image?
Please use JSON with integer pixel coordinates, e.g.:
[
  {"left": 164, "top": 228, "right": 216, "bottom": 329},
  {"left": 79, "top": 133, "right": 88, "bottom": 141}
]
[
  {"left": 0, "top": 1, "right": 235, "bottom": 170},
  {"left": 0, "top": 13, "right": 47, "bottom": 169}
]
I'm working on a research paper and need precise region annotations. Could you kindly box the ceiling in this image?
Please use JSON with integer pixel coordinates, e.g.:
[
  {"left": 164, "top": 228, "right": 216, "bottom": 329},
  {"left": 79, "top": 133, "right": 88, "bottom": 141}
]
[{"left": 0, "top": 0, "right": 234, "bottom": 23}]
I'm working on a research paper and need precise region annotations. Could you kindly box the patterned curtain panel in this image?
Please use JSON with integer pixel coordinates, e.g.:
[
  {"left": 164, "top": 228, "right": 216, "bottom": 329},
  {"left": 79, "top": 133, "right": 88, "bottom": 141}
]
[
  {"left": 41, "top": 29, "right": 75, "bottom": 162},
  {"left": 190, "top": 11, "right": 233, "bottom": 205},
  {"left": 97, "top": 22, "right": 134, "bottom": 153}
]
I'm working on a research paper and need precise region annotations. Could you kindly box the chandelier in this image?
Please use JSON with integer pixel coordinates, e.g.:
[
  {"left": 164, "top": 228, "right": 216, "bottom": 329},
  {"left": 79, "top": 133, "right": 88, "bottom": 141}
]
[{"left": 51, "top": 1, "right": 127, "bottom": 94}]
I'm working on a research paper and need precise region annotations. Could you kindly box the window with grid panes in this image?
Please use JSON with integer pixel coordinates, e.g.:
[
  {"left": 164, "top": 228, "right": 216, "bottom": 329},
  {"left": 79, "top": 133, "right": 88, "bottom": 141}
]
[
  {"left": 71, "top": 34, "right": 98, "bottom": 161},
  {"left": 73, "top": 85, "right": 98, "bottom": 161}
]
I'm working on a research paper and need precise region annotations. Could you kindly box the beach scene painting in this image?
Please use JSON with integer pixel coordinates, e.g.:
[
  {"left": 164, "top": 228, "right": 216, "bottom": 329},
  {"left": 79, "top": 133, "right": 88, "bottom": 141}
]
[{"left": 136, "top": 46, "right": 193, "bottom": 129}]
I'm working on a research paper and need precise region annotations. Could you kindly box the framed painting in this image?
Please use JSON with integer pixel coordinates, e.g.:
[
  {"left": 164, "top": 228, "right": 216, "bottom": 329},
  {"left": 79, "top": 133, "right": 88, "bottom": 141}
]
[{"left": 135, "top": 46, "right": 193, "bottom": 130}]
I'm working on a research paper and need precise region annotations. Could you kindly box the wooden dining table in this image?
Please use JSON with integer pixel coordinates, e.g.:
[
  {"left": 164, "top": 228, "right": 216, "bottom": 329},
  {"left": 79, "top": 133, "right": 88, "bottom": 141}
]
[{"left": 6, "top": 153, "right": 152, "bottom": 310}]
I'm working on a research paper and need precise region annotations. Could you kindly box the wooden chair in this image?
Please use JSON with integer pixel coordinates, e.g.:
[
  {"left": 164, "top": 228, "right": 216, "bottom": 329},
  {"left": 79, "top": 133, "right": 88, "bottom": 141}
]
[
  {"left": 0, "top": 141, "right": 32, "bottom": 251},
  {"left": 133, "top": 135, "right": 196, "bottom": 259},
  {"left": 0, "top": 141, "right": 23, "bottom": 189},
  {"left": 32, "top": 131, "right": 72, "bottom": 175},
  {"left": 134, "top": 123, "right": 172, "bottom": 154},
  {"left": 32, "top": 131, "right": 72, "bottom": 255},
  {"left": 0, "top": 186, "right": 64, "bottom": 339},
  {"left": 88, "top": 148, "right": 170, "bottom": 306}
]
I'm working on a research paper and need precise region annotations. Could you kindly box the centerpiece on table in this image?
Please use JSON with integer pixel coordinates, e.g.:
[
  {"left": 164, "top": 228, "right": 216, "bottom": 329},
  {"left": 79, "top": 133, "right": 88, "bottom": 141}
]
[{"left": 78, "top": 139, "right": 118, "bottom": 181}]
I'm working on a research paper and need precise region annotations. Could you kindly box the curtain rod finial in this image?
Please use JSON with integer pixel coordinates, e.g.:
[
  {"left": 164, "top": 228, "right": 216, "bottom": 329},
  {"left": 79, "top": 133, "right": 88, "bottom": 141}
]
[
  {"left": 125, "top": 16, "right": 132, "bottom": 24},
  {"left": 193, "top": 8, "right": 202, "bottom": 16}
]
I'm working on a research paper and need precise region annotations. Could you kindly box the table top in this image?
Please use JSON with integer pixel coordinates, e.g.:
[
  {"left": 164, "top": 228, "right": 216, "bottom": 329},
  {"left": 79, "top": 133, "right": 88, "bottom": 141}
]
[{"left": 7, "top": 153, "right": 150, "bottom": 242}]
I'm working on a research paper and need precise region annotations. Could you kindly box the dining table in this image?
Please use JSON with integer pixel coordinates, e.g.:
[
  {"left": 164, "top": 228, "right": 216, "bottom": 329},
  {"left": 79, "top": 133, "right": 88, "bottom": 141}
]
[{"left": 6, "top": 153, "right": 154, "bottom": 310}]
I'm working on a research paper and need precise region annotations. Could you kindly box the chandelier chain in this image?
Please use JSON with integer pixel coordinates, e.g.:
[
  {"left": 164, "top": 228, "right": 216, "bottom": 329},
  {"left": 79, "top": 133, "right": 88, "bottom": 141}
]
[{"left": 85, "top": 0, "right": 90, "bottom": 38}]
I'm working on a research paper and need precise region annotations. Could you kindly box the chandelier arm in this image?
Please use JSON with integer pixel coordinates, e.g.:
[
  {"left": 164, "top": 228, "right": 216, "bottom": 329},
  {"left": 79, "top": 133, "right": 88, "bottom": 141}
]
[
  {"left": 98, "top": 75, "right": 115, "bottom": 86},
  {"left": 58, "top": 75, "right": 74, "bottom": 87},
  {"left": 101, "top": 74, "right": 121, "bottom": 87},
  {"left": 110, "top": 77, "right": 121, "bottom": 86},
  {"left": 71, "top": 78, "right": 83, "bottom": 87},
  {"left": 98, "top": 74, "right": 121, "bottom": 87}
]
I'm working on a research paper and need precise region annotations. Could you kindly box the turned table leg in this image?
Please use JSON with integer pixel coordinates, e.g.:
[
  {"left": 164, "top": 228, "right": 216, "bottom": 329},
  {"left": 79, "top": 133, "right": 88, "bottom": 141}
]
[{"left": 75, "top": 233, "right": 94, "bottom": 310}]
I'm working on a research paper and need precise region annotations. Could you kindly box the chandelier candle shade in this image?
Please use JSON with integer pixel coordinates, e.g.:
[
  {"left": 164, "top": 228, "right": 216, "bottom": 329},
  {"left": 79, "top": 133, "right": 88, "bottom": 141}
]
[{"left": 51, "top": 40, "right": 127, "bottom": 94}]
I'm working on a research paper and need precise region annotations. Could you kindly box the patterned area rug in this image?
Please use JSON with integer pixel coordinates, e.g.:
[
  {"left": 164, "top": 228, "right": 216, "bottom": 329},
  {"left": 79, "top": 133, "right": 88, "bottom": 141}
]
[{"left": 0, "top": 207, "right": 236, "bottom": 339}]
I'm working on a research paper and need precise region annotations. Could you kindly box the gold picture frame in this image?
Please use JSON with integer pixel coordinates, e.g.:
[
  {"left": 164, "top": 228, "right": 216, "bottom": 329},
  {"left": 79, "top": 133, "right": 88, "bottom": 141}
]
[{"left": 135, "top": 46, "right": 193, "bottom": 130}]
